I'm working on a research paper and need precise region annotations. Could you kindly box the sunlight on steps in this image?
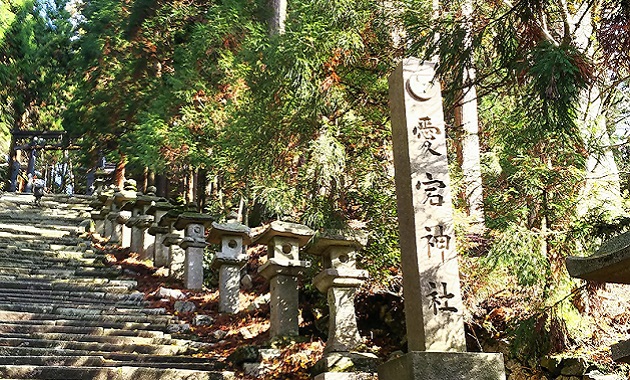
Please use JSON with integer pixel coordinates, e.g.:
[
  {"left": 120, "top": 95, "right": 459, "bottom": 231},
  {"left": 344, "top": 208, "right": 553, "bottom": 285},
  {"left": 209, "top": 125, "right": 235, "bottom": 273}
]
[{"left": 0, "top": 193, "right": 234, "bottom": 379}]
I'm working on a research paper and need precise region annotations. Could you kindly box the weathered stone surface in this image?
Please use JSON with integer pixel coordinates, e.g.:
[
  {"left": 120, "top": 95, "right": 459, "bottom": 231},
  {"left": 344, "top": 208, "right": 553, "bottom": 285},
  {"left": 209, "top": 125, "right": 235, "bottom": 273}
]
[
  {"left": 193, "top": 314, "right": 214, "bottom": 326},
  {"left": 312, "top": 352, "right": 379, "bottom": 375},
  {"left": 566, "top": 231, "right": 630, "bottom": 284},
  {"left": 539, "top": 356, "right": 562, "bottom": 375},
  {"left": 323, "top": 287, "right": 364, "bottom": 353},
  {"left": 559, "top": 358, "right": 586, "bottom": 376},
  {"left": 218, "top": 264, "right": 241, "bottom": 314},
  {"left": 173, "top": 213, "right": 214, "bottom": 231},
  {"left": 611, "top": 338, "right": 630, "bottom": 363},
  {"left": 174, "top": 301, "right": 196, "bottom": 313},
  {"left": 227, "top": 345, "right": 259, "bottom": 365},
  {"left": 307, "top": 230, "right": 368, "bottom": 257},
  {"left": 156, "top": 287, "right": 185, "bottom": 300},
  {"left": 314, "top": 373, "right": 377, "bottom": 380},
  {"left": 253, "top": 220, "right": 314, "bottom": 247},
  {"left": 584, "top": 370, "right": 623, "bottom": 379},
  {"left": 389, "top": 58, "right": 466, "bottom": 352},
  {"left": 269, "top": 273, "right": 300, "bottom": 337},
  {"left": 378, "top": 351, "right": 506, "bottom": 380}
]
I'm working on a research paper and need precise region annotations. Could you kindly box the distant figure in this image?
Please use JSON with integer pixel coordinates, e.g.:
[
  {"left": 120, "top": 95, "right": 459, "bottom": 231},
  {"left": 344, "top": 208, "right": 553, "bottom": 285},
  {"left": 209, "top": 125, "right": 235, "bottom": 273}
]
[{"left": 33, "top": 173, "right": 45, "bottom": 206}]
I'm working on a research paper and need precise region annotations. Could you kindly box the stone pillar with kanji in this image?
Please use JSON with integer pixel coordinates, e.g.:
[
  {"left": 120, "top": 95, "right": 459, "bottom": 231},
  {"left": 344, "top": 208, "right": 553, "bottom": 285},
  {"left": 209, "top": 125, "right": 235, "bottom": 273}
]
[
  {"left": 175, "top": 213, "right": 214, "bottom": 290},
  {"left": 378, "top": 58, "right": 506, "bottom": 380},
  {"left": 208, "top": 222, "right": 251, "bottom": 314},
  {"left": 255, "top": 221, "right": 313, "bottom": 338}
]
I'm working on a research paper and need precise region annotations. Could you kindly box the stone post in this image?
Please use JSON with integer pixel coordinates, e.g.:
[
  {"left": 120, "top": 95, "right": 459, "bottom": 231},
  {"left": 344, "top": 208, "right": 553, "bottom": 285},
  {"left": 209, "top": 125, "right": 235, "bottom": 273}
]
[
  {"left": 174, "top": 213, "right": 214, "bottom": 290},
  {"left": 208, "top": 222, "right": 251, "bottom": 314},
  {"left": 25, "top": 148, "right": 36, "bottom": 193},
  {"left": 378, "top": 59, "right": 505, "bottom": 380},
  {"left": 254, "top": 221, "right": 313, "bottom": 338},
  {"left": 159, "top": 209, "right": 186, "bottom": 278},
  {"left": 147, "top": 201, "right": 176, "bottom": 267}
]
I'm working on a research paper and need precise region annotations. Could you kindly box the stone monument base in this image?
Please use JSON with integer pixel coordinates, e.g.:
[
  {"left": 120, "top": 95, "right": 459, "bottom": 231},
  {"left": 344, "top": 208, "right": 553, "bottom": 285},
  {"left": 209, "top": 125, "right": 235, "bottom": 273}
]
[
  {"left": 378, "top": 351, "right": 506, "bottom": 380},
  {"left": 313, "top": 372, "right": 377, "bottom": 380},
  {"left": 312, "top": 352, "right": 379, "bottom": 377}
]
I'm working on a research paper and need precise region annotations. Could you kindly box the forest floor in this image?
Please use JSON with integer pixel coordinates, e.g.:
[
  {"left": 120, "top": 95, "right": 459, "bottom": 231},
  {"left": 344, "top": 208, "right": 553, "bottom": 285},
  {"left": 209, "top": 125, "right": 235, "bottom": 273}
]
[{"left": 94, "top": 237, "right": 630, "bottom": 379}]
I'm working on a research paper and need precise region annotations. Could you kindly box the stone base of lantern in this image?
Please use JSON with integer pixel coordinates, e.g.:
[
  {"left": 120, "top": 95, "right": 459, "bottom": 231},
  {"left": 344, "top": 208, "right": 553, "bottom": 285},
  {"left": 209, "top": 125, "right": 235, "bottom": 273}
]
[
  {"left": 180, "top": 238, "right": 206, "bottom": 290},
  {"left": 259, "top": 259, "right": 309, "bottom": 338},
  {"left": 312, "top": 352, "right": 379, "bottom": 378},
  {"left": 212, "top": 258, "right": 246, "bottom": 314},
  {"left": 378, "top": 352, "right": 506, "bottom": 380}
]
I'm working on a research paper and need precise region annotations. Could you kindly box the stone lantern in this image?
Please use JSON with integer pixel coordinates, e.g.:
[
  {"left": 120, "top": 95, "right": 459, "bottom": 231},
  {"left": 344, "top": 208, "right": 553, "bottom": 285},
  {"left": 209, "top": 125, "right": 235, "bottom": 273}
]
[
  {"left": 147, "top": 201, "right": 176, "bottom": 267},
  {"left": 308, "top": 231, "right": 369, "bottom": 353},
  {"left": 174, "top": 212, "right": 214, "bottom": 290},
  {"left": 126, "top": 187, "right": 164, "bottom": 260},
  {"left": 109, "top": 180, "right": 137, "bottom": 245},
  {"left": 254, "top": 221, "right": 314, "bottom": 338},
  {"left": 208, "top": 222, "right": 251, "bottom": 314},
  {"left": 158, "top": 208, "right": 186, "bottom": 278}
]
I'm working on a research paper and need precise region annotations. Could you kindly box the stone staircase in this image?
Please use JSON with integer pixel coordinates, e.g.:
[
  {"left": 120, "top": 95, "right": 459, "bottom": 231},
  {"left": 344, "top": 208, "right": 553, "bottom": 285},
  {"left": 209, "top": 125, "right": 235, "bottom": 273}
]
[{"left": 0, "top": 193, "right": 233, "bottom": 379}]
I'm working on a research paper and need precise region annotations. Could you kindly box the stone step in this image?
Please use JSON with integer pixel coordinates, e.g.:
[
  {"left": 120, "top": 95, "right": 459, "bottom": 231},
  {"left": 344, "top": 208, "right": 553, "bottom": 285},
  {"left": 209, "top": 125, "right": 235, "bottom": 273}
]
[
  {"left": 0, "top": 279, "right": 136, "bottom": 292},
  {"left": 0, "top": 308, "right": 173, "bottom": 324},
  {"left": 0, "top": 323, "right": 166, "bottom": 338},
  {"left": 0, "top": 295, "right": 150, "bottom": 310},
  {"left": 0, "top": 332, "right": 173, "bottom": 346},
  {"left": 0, "top": 356, "right": 222, "bottom": 371},
  {"left": 0, "top": 268, "right": 121, "bottom": 279},
  {"left": 0, "top": 365, "right": 233, "bottom": 380},
  {"left": 0, "top": 290, "right": 148, "bottom": 307},
  {"left": 0, "top": 287, "right": 145, "bottom": 303},
  {"left": 0, "top": 302, "right": 167, "bottom": 318},
  {"left": 0, "top": 257, "right": 99, "bottom": 268},
  {"left": 0, "top": 337, "right": 189, "bottom": 355},
  {"left": 0, "top": 314, "right": 170, "bottom": 331}
]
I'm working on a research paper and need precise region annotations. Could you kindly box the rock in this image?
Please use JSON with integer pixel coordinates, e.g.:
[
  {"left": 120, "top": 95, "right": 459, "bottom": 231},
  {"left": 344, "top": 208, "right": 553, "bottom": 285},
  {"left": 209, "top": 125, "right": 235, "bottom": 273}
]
[
  {"left": 540, "top": 356, "right": 562, "bottom": 376},
  {"left": 157, "top": 287, "right": 185, "bottom": 299},
  {"left": 585, "top": 370, "right": 623, "bottom": 380},
  {"left": 174, "top": 300, "right": 196, "bottom": 313},
  {"left": 227, "top": 345, "right": 260, "bottom": 365},
  {"left": 388, "top": 350, "right": 404, "bottom": 361},
  {"left": 166, "top": 323, "right": 191, "bottom": 333},
  {"left": 560, "top": 358, "right": 586, "bottom": 376},
  {"left": 211, "top": 330, "right": 228, "bottom": 340},
  {"left": 193, "top": 314, "right": 214, "bottom": 326},
  {"left": 240, "top": 274, "right": 253, "bottom": 290},
  {"left": 243, "top": 362, "right": 268, "bottom": 377},
  {"left": 239, "top": 326, "right": 256, "bottom": 339}
]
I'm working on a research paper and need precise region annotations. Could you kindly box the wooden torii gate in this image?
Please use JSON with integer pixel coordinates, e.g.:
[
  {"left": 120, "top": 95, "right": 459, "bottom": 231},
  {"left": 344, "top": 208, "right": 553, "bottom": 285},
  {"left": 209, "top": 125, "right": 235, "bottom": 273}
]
[{"left": 6, "top": 130, "right": 81, "bottom": 193}]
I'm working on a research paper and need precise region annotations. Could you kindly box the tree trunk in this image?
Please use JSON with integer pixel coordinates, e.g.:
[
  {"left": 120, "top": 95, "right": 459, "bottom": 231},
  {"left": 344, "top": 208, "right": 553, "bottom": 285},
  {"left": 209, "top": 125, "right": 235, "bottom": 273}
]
[
  {"left": 114, "top": 152, "right": 126, "bottom": 189},
  {"left": 269, "top": 0, "right": 287, "bottom": 35},
  {"left": 572, "top": 5, "right": 624, "bottom": 219},
  {"left": 454, "top": 0, "right": 485, "bottom": 230},
  {"left": 186, "top": 167, "right": 196, "bottom": 205}
]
